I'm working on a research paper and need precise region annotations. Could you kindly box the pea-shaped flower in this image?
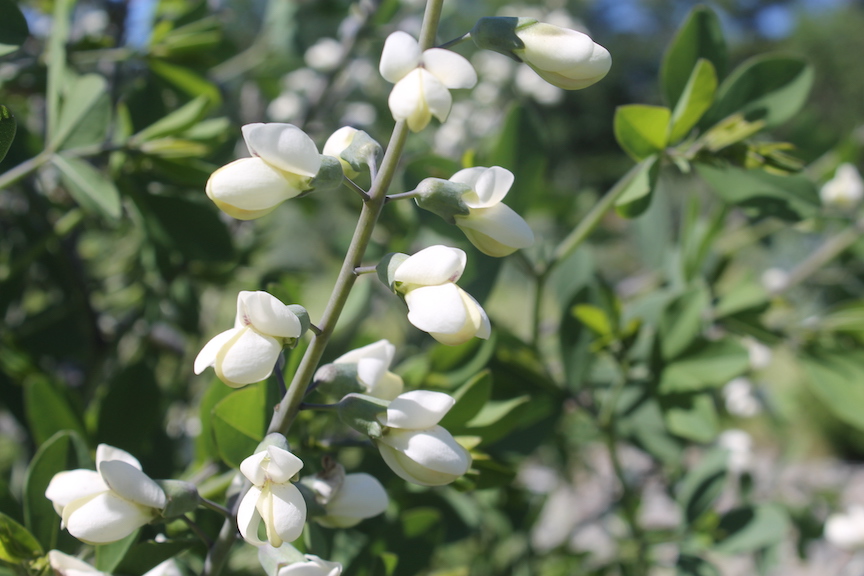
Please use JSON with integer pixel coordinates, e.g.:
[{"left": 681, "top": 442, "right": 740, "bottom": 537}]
[
  {"left": 237, "top": 441, "right": 307, "bottom": 547},
  {"left": 45, "top": 444, "right": 167, "bottom": 544},
  {"left": 379, "top": 31, "right": 477, "bottom": 132},
  {"left": 259, "top": 545, "right": 342, "bottom": 576},
  {"left": 206, "top": 123, "right": 321, "bottom": 220},
  {"left": 194, "top": 291, "right": 306, "bottom": 388},
  {"left": 305, "top": 462, "right": 389, "bottom": 528},
  {"left": 391, "top": 246, "right": 491, "bottom": 345},
  {"left": 820, "top": 163, "right": 864, "bottom": 209},
  {"left": 376, "top": 391, "right": 471, "bottom": 486},
  {"left": 471, "top": 17, "right": 611, "bottom": 90},
  {"left": 332, "top": 340, "right": 404, "bottom": 400}
]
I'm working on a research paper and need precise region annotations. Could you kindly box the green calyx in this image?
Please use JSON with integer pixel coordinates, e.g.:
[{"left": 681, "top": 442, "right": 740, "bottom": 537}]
[
  {"left": 414, "top": 177, "right": 472, "bottom": 224},
  {"left": 336, "top": 393, "right": 389, "bottom": 439},
  {"left": 313, "top": 362, "right": 367, "bottom": 397},
  {"left": 340, "top": 130, "right": 383, "bottom": 173},
  {"left": 470, "top": 17, "right": 536, "bottom": 62},
  {"left": 376, "top": 252, "right": 410, "bottom": 291},
  {"left": 304, "top": 155, "right": 344, "bottom": 194},
  {"left": 156, "top": 480, "right": 201, "bottom": 518}
]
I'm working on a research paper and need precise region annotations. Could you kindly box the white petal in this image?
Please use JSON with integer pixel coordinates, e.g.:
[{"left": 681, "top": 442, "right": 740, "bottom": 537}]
[
  {"left": 264, "top": 446, "right": 304, "bottom": 484},
  {"left": 388, "top": 70, "right": 430, "bottom": 132},
  {"left": 48, "top": 551, "right": 108, "bottom": 576},
  {"left": 46, "top": 470, "right": 107, "bottom": 509},
  {"left": 355, "top": 357, "right": 386, "bottom": 390},
  {"left": 98, "top": 460, "right": 166, "bottom": 509},
  {"left": 417, "top": 69, "right": 454, "bottom": 124},
  {"left": 466, "top": 166, "right": 514, "bottom": 208},
  {"left": 448, "top": 167, "right": 485, "bottom": 191},
  {"left": 262, "top": 483, "right": 306, "bottom": 545},
  {"left": 383, "top": 390, "right": 454, "bottom": 429},
  {"left": 422, "top": 48, "right": 477, "bottom": 89},
  {"left": 96, "top": 444, "right": 143, "bottom": 470},
  {"left": 380, "top": 427, "right": 470, "bottom": 477},
  {"left": 379, "top": 31, "right": 421, "bottom": 83},
  {"left": 516, "top": 24, "right": 596, "bottom": 73},
  {"left": 455, "top": 203, "right": 534, "bottom": 257},
  {"left": 241, "top": 123, "right": 321, "bottom": 177},
  {"left": 278, "top": 556, "right": 343, "bottom": 576},
  {"left": 237, "top": 486, "right": 265, "bottom": 545},
  {"left": 63, "top": 491, "right": 152, "bottom": 544},
  {"left": 367, "top": 371, "right": 404, "bottom": 401},
  {"left": 142, "top": 559, "right": 183, "bottom": 576},
  {"left": 216, "top": 327, "right": 281, "bottom": 387},
  {"left": 394, "top": 245, "right": 466, "bottom": 286},
  {"left": 240, "top": 451, "right": 269, "bottom": 486},
  {"left": 324, "top": 473, "right": 388, "bottom": 522},
  {"left": 404, "top": 284, "right": 468, "bottom": 335},
  {"left": 322, "top": 126, "right": 358, "bottom": 158},
  {"left": 206, "top": 158, "right": 302, "bottom": 220},
  {"left": 237, "top": 291, "right": 302, "bottom": 338},
  {"left": 333, "top": 340, "right": 395, "bottom": 366},
  {"left": 194, "top": 329, "right": 239, "bottom": 375}
]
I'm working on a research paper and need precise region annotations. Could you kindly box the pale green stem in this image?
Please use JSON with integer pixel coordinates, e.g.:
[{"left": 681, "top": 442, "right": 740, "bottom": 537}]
[
  {"left": 437, "top": 32, "right": 471, "bottom": 50},
  {"left": 385, "top": 189, "right": 420, "bottom": 202},
  {"left": 0, "top": 151, "right": 52, "bottom": 191}
]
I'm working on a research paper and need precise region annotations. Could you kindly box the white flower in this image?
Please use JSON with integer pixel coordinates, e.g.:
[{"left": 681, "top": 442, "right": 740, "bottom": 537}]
[
  {"left": 276, "top": 556, "right": 342, "bottom": 576},
  {"left": 393, "top": 246, "right": 491, "bottom": 345},
  {"left": 743, "top": 337, "right": 772, "bottom": 370},
  {"left": 821, "top": 163, "right": 864, "bottom": 209},
  {"left": 449, "top": 166, "right": 534, "bottom": 257},
  {"left": 379, "top": 31, "right": 477, "bottom": 132},
  {"left": 304, "top": 38, "right": 344, "bottom": 72},
  {"left": 142, "top": 559, "right": 183, "bottom": 576},
  {"left": 513, "top": 20, "right": 611, "bottom": 90},
  {"left": 308, "top": 466, "right": 389, "bottom": 528},
  {"left": 45, "top": 444, "right": 166, "bottom": 544},
  {"left": 375, "top": 390, "right": 471, "bottom": 486},
  {"left": 206, "top": 123, "right": 321, "bottom": 220},
  {"left": 825, "top": 506, "right": 864, "bottom": 551},
  {"left": 48, "top": 551, "right": 109, "bottom": 576},
  {"left": 330, "top": 339, "right": 404, "bottom": 400},
  {"left": 237, "top": 444, "right": 307, "bottom": 547},
  {"left": 717, "top": 429, "right": 752, "bottom": 475},
  {"left": 322, "top": 126, "right": 360, "bottom": 179},
  {"left": 722, "top": 377, "right": 762, "bottom": 418},
  {"left": 194, "top": 291, "right": 304, "bottom": 388},
  {"left": 259, "top": 545, "right": 342, "bottom": 576}
]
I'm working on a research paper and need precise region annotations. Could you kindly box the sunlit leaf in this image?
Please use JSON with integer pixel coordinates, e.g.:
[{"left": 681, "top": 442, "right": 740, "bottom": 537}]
[{"left": 661, "top": 6, "right": 727, "bottom": 108}]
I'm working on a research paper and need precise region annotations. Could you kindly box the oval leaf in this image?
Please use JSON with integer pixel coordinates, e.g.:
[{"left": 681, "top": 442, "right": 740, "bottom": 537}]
[
  {"left": 53, "top": 154, "right": 122, "bottom": 220},
  {"left": 614, "top": 105, "right": 671, "bottom": 162},
  {"left": 661, "top": 6, "right": 727, "bottom": 108},
  {"left": 669, "top": 59, "right": 718, "bottom": 143}
]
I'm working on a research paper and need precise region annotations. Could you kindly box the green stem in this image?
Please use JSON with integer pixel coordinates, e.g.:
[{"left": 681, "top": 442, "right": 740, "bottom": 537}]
[
  {"left": 343, "top": 177, "right": 371, "bottom": 202},
  {"left": 0, "top": 151, "right": 52, "bottom": 191},
  {"left": 385, "top": 189, "right": 420, "bottom": 202},
  {"left": 437, "top": 32, "right": 471, "bottom": 50}
]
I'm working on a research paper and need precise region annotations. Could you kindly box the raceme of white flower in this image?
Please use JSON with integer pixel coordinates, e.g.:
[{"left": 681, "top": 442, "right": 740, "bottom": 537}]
[
  {"left": 307, "top": 467, "right": 389, "bottom": 528},
  {"left": 195, "top": 291, "right": 306, "bottom": 388},
  {"left": 825, "top": 506, "right": 864, "bottom": 551},
  {"left": 237, "top": 440, "right": 307, "bottom": 547},
  {"left": 206, "top": 123, "right": 321, "bottom": 220},
  {"left": 259, "top": 544, "right": 343, "bottom": 576},
  {"left": 45, "top": 444, "right": 167, "bottom": 544},
  {"left": 392, "top": 245, "right": 491, "bottom": 345},
  {"left": 450, "top": 166, "right": 534, "bottom": 257},
  {"left": 375, "top": 390, "right": 472, "bottom": 486},
  {"left": 820, "top": 163, "right": 864, "bottom": 209},
  {"left": 331, "top": 339, "right": 404, "bottom": 400},
  {"left": 471, "top": 17, "right": 611, "bottom": 91},
  {"left": 379, "top": 31, "right": 478, "bottom": 132}
]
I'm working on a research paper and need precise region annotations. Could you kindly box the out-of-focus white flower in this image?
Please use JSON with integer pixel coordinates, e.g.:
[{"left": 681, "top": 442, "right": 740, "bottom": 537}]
[
  {"left": 206, "top": 123, "right": 321, "bottom": 220},
  {"left": 761, "top": 268, "right": 789, "bottom": 294},
  {"left": 45, "top": 445, "right": 166, "bottom": 544},
  {"left": 142, "top": 559, "right": 183, "bottom": 576},
  {"left": 375, "top": 390, "right": 471, "bottom": 486},
  {"left": 258, "top": 545, "right": 342, "bottom": 576},
  {"left": 821, "top": 163, "right": 864, "bottom": 209},
  {"left": 305, "top": 461, "right": 389, "bottom": 528},
  {"left": 515, "top": 64, "right": 565, "bottom": 105},
  {"left": 379, "top": 31, "right": 477, "bottom": 132},
  {"left": 331, "top": 339, "right": 404, "bottom": 400},
  {"left": 304, "top": 38, "right": 344, "bottom": 72},
  {"left": 717, "top": 429, "right": 752, "bottom": 475},
  {"left": 237, "top": 442, "right": 306, "bottom": 547},
  {"left": 194, "top": 291, "right": 305, "bottom": 388},
  {"left": 392, "top": 246, "right": 491, "bottom": 345},
  {"left": 743, "top": 337, "right": 772, "bottom": 370},
  {"left": 48, "top": 550, "right": 109, "bottom": 576},
  {"left": 448, "top": 166, "right": 534, "bottom": 257},
  {"left": 825, "top": 506, "right": 864, "bottom": 551},
  {"left": 722, "top": 377, "right": 762, "bottom": 418}
]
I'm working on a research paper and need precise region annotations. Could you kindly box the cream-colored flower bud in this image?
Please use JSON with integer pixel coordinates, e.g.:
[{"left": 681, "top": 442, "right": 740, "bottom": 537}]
[{"left": 820, "top": 163, "right": 864, "bottom": 209}]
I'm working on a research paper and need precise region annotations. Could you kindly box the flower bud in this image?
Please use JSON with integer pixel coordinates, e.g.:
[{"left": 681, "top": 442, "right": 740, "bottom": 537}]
[
  {"left": 471, "top": 17, "right": 611, "bottom": 90},
  {"left": 318, "top": 339, "right": 404, "bottom": 400},
  {"left": 414, "top": 178, "right": 472, "bottom": 223},
  {"left": 820, "top": 163, "right": 864, "bottom": 209},
  {"left": 323, "top": 127, "right": 382, "bottom": 179},
  {"left": 303, "top": 459, "right": 388, "bottom": 528}
]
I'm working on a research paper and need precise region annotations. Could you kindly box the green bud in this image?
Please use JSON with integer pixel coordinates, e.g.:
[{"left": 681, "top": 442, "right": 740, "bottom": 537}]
[
  {"left": 303, "top": 155, "right": 344, "bottom": 195},
  {"left": 287, "top": 304, "right": 311, "bottom": 337},
  {"left": 336, "top": 393, "right": 389, "bottom": 439},
  {"left": 470, "top": 17, "right": 535, "bottom": 62},
  {"left": 414, "top": 177, "right": 472, "bottom": 224},
  {"left": 376, "top": 252, "right": 410, "bottom": 291},
  {"left": 340, "top": 130, "right": 383, "bottom": 174},
  {"left": 156, "top": 480, "right": 200, "bottom": 518}
]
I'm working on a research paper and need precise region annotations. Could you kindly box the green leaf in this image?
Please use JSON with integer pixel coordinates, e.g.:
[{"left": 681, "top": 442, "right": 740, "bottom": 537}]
[
  {"left": 661, "top": 6, "right": 727, "bottom": 108},
  {"left": 401, "top": 507, "right": 442, "bottom": 539},
  {"left": 53, "top": 155, "right": 121, "bottom": 220},
  {"left": 659, "top": 339, "right": 749, "bottom": 393},
  {"left": 46, "top": 0, "right": 75, "bottom": 141},
  {"left": 659, "top": 284, "right": 711, "bottom": 360},
  {"left": 676, "top": 448, "right": 729, "bottom": 525},
  {"left": 51, "top": 74, "right": 109, "bottom": 149},
  {"left": 23, "top": 430, "right": 89, "bottom": 550},
  {"left": 0, "top": 512, "right": 42, "bottom": 564},
  {"left": 131, "top": 96, "right": 211, "bottom": 143},
  {"left": 95, "top": 529, "right": 139, "bottom": 572},
  {"left": 23, "top": 377, "right": 86, "bottom": 446},
  {"left": 461, "top": 395, "right": 531, "bottom": 445},
  {"left": 439, "top": 370, "right": 492, "bottom": 429},
  {"left": 661, "top": 392, "right": 718, "bottom": 443},
  {"left": 116, "top": 538, "right": 199, "bottom": 575},
  {"left": 706, "top": 55, "right": 814, "bottom": 129},
  {"left": 696, "top": 164, "right": 820, "bottom": 222},
  {"left": 0, "top": 106, "right": 16, "bottom": 163},
  {"left": 801, "top": 350, "right": 864, "bottom": 431},
  {"left": 138, "top": 194, "right": 234, "bottom": 262},
  {"left": 614, "top": 155, "right": 661, "bottom": 218},
  {"left": 0, "top": 0, "right": 28, "bottom": 56},
  {"left": 669, "top": 59, "right": 718, "bottom": 143},
  {"left": 196, "top": 379, "right": 234, "bottom": 463},
  {"left": 211, "top": 383, "right": 269, "bottom": 468},
  {"left": 614, "top": 105, "right": 671, "bottom": 162},
  {"left": 572, "top": 305, "right": 613, "bottom": 337},
  {"left": 676, "top": 555, "right": 720, "bottom": 576},
  {"left": 714, "top": 504, "right": 789, "bottom": 554},
  {"left": 559, "top": 286, "right": 594, "bottom": 392},
  {"left": 95, "top": 363, "right": 162, "bottom": 456},
  {"left": 148, "top": 59, "right": 221, "bottom": 105}
]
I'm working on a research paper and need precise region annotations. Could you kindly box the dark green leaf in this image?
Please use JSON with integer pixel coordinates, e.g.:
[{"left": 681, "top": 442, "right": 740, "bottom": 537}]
[
  {"left": 139, "top": 194, "right": 234, "bottom": 262},
  {"left": 0, "top": 512, "right": 42, "bottom": 564},
  {"left": 677, "top": 448, "right": 729, "bottom": 524},
  {"left": 195, "top": 379, "right": 234, "bottom": 463},
  {"left": 0, "top": 106, "right": 16, "bottom": 163},
  {"left": 0, "top": 0, "right": 29, "bottom": 57},
  {"left": 661, "top": 6, "right": 727, "bottom": 108},
  {"left": 801, "top": 350, "right": 864, "bottom": 431},
  {"left": 669, "top": 59, "right": 718, "bottom": 143},
  {"left": 559, "top": 286, "right": 594, "bottom": 392},
  {"left": 52, "top": 75, "right": 110, "bottom": 149},
  {"left": 614, "top": 155, "right": 661, "bottom": 218},
  {"left": 23, "top": 377, "right": 86, "bottom": 447},
  {"left": 676, "top": 554, "right": 720, "bottom": 576},
  {"left": 400, "top": 508, "right": 442, "bottom": 539},
  {"left": 116, "top": 538, "right": 200, "bottom": 575},
  {"left": 148, "top": 59, "right": 221, "bottom": 105},
  {"left": 132, "top": 96, "right": 211, "bottom": 143},
  {"left": 614, "top": 106, "right": 671, "bottom": 162},
  {"left": 659, "top": 284, "right": 711, "bottom": 360},
  {"left": 714, "top": 504, "right": 789, "bottom": 554},
  {"left": 659, "top": 339, "right": 749, "bottom": 393},
  {"left": 661, "top": 392, "right": 718, "bottom": 443},
  {"left": 211, "top": 383, "right": 269, "bottom": 468},
  {"left": 53, "top": 155, "right": 122, "bottom": 220},
  {"left": 95, "top": 363, "right": 162, "bottom": 456},
  {"left": 95, "top": 530, "right": 139, "bottom": 572},
  {"left": 439, "top": 370, "right": 492, "bottom": 429}
]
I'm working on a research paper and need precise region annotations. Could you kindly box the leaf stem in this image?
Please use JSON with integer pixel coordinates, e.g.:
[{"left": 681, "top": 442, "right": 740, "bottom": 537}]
[{"left": 200, "top": 498, "right": 231, "bottom": 518}]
